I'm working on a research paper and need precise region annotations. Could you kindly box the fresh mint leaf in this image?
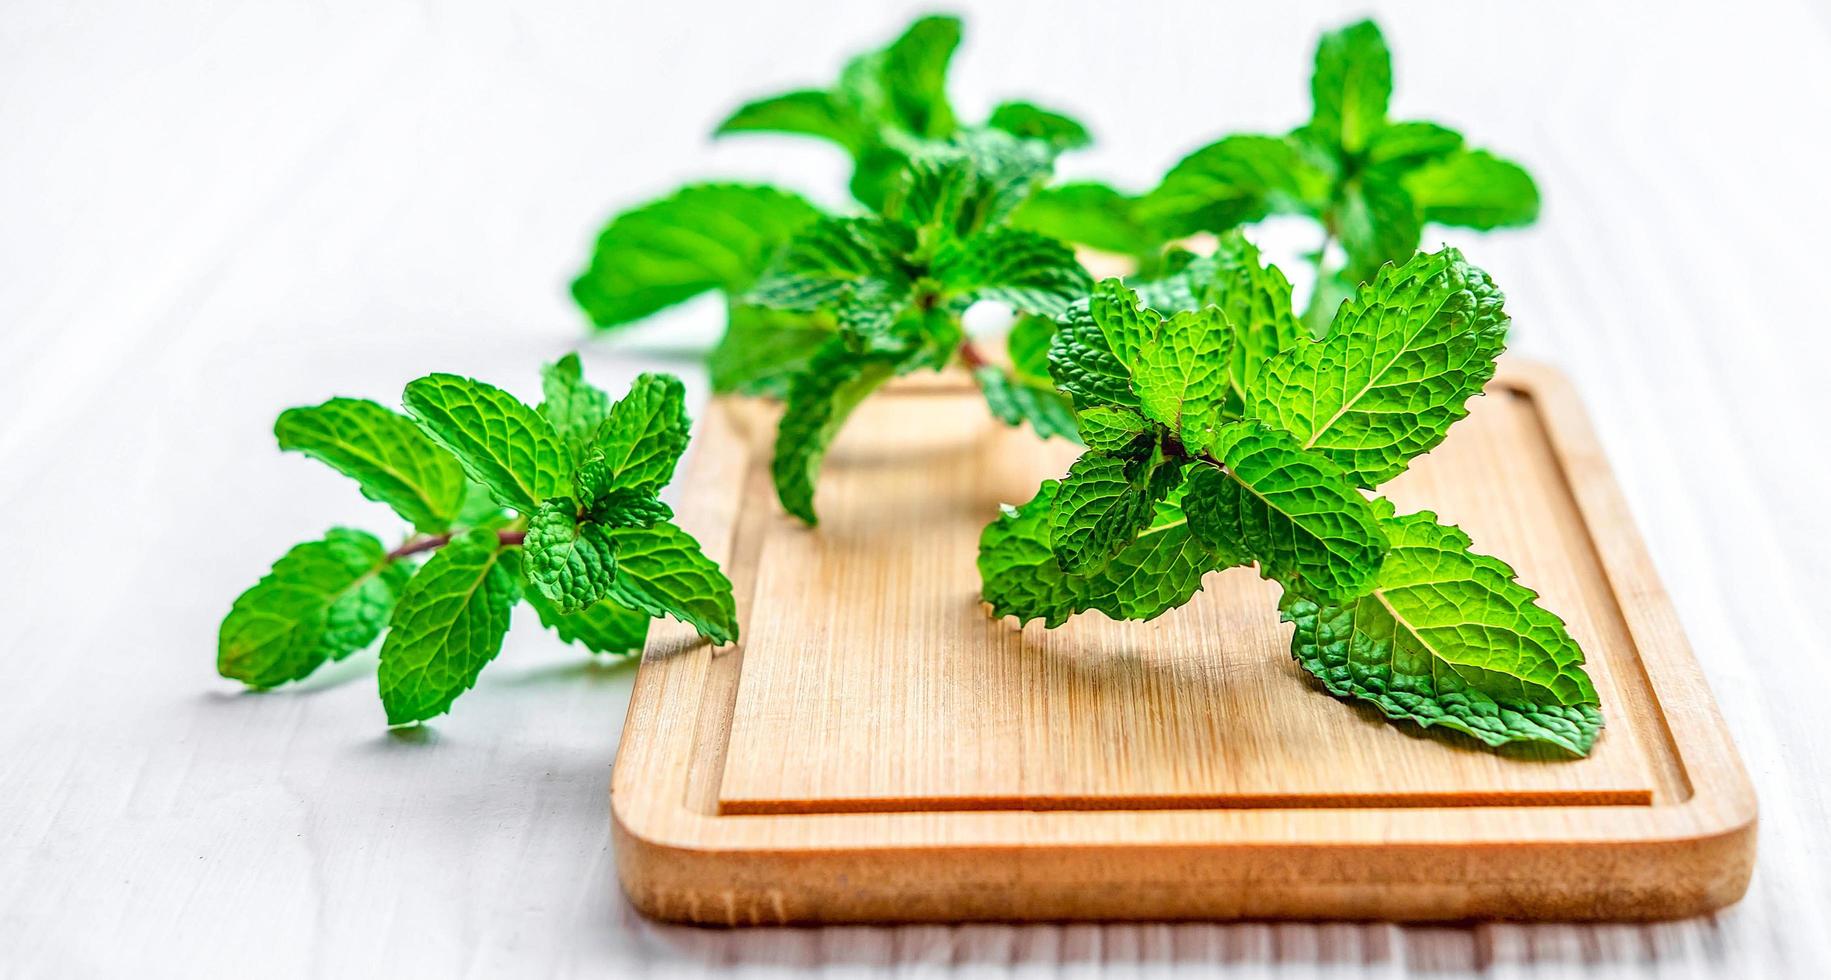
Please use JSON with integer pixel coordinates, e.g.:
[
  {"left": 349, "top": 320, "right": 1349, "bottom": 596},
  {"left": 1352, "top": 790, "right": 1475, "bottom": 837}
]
[
  {"left": 1250, "top": 247, "right": 1508, "bottom": 486},
  {"left": 377, "top": 530, "right": 521, "bottom": 725},
  {"left": 1195, "top": 233, "right": 1305, "bottom": 413},
  {"left": 1087, "top": 277, "right": 1160, "bottom": 368},
  {"left": 932, "top": 228, "right": 1090, "bottom": 316},
  {"left": 715, "top": 89, "right": 863, "bottom": 150},
  {"left": 588, "top": 487, "right": 672, "bottom": 529},
  {"left": 772, "top": 339, "right": 901, "bottom": 524},
  {"left": 274, "top": 398, "right": 467, "bottom": 534},
  {"left": 1047, "top": 303, "right": 1137, "bottom": 410},
  {"left": 538, "top": 354, "right": 613, "bottom": 460},
  {"left": 1049, "top": 448, "right": 1177, "bottom": 572},
  {"left": 885, "top": 134, "right": 1055, "bottom": 244},
  {"left": 218, "top": 528, "right": 410, "bottom": 689},
  {"left": 525, "top": 497, "right": 619, "bottom": 612},
  {"left": 1074, "top": 405, "right": 1150, "bottom": 454},
  {"left": 1364, "top": 121, "right": 1463, "bottom": 168},
  {"left": 747, "top": 216, "right": 913, "bottom": 312},
  {"left": 1308, "top": 19, "right": 1392, "bottom": 155},
  {"left": 524, "top": 589, "right": 650, "bottom": 657},
  {"left": 975, "top": 366, "right": 1078, "bottom": 442},
  {"left": 866, "top": 14, "right": 961, "bottom": 139},
  {"left": 1133, "top": 305, "right": 1233, "bottom": 434},
  {"left": 603, "top": 521, "right": 739, "bottom": 645},
  {"left": 979, "top": 475, "right": 1238, "bottom": 627},
  {"left": 1006, "top": 313, "right": 1056, "bottom": 385},
  {"left": 402, "top": 374, "right": 569, "bottom": 514},
  {"left": 1282, "top": 502, "right": 1602, "bottom": 754},
  {"left": 571, "top": 183, "right": 821, "bottom": 329},
  {"left": 1008, "top": 181, "right": 1163, "bottom": 258},
  {"left": 1138, "top": 135, "right": 1328, "bottom": 237},
  {"left": 1183, "top": 422, "right": 1387, "bottom": 603},
  {"left": 1336, "top": 172, "right": 1420, "bottom": 279},
  {"left": 985, "top": 101, "right": 1091, "bottom": 150},
  {"left": 1402, "top": 149, "right": 1541, "bottom": 229},
  {"left": 708, "top": 304, "right": 836, "bottom": 397},
  {"left": 575, "top": 372, "right": 689, "bottom": 500}
]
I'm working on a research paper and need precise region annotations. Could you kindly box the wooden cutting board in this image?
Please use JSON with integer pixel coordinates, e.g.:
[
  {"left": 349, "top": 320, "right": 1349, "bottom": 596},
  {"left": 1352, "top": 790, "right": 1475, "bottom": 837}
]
[{"left": 610, "top": 361, "right": 1754, "bottom": 925}]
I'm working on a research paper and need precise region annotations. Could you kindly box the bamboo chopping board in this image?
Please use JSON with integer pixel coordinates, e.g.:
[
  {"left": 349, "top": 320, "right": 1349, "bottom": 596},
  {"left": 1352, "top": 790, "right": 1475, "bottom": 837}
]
[{"left": 610, "top": 361, "right": 1754, "bottom": 925}]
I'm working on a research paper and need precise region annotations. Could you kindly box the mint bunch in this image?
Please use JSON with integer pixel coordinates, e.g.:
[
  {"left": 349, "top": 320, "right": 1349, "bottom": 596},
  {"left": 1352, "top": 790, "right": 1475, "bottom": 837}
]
[
  {"left": 218, "top": 356, "right": 737, "bottom": 725},
  {"left": 1018, "top": 19, "right": 1539, "bottom": 329},
  {"left": 978, "top": 244, "right": 1602, "bottom": 754},
  {"left": 571, "top": 15, "right": 1092, "bottom": 400},
  {"left": 744, "top": 132, "right": 1090, "bottom": 523}
]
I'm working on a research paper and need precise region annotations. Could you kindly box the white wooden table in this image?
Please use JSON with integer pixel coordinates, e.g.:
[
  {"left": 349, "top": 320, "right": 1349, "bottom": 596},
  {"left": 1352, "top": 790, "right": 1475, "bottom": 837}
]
[{"left": 4, "top": 1, "right": 1827, "bottom": 976}]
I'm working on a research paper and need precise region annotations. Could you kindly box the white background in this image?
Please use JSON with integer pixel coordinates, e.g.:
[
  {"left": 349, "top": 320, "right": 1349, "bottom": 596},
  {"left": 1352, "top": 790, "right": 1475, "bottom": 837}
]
[{"left": 4, "top": 1, "right": 1829, "bottom": 976}]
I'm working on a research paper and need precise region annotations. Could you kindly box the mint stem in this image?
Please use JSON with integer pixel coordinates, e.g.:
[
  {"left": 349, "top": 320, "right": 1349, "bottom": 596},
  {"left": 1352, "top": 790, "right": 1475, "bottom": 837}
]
[
  {"left": 389, "top": 529, "right": 526, "bottom": 561},
  {"left": 957, "top": 339, "right": 990, "bottom": 371}
]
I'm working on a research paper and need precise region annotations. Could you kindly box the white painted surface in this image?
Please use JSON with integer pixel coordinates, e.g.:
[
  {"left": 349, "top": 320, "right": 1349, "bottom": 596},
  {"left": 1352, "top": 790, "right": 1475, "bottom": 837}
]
[{"left": 2, "top": 1, "right": 1827, "bottom": 976}]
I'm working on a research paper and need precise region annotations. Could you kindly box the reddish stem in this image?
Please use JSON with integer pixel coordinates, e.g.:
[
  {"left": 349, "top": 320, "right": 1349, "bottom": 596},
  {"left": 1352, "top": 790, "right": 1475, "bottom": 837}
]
[
  {"left": 956, "top": 339, "right": 991, "bottom": 371},
  {"left": 388, "top": 529, "right": 525, "bottom": 561}
]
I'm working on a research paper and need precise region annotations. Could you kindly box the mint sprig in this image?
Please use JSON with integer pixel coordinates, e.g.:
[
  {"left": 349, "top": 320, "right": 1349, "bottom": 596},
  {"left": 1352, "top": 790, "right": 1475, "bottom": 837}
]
[
  {"left": 979, "top": 246, "right": 1604, "bottom": 754},
  {"left": 1016, "top": 19, "right": 1538, "bottom": 331},
  {"left": 218, "top": 356, "right": 737, "bottom": 726}
]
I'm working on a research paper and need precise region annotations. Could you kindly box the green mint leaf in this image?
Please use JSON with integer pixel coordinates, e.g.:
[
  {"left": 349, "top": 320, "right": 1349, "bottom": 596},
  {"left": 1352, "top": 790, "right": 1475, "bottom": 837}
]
[
  {"left": 525, "top": 497, "right": 619, "bottom": 612},
  {"left": 984, "top": 101, "right": 1091, "bottom": 150},
  {"left": 603, "top": 521, "right": 739, "bottom": 645},
  {"left": 1008, "top": 181, "right": 1163, "bottom": 258},
  {"left": 1074, "top": 405, "right": 1151, "bottom": 454},
  {"left": 1282, "top": 502, "right": 1602, "bottom": 754},
  {"left": 976, "top": 366, "right": 1078, "bottom": 442},
  {"left": 1183, "top": 422, "right": 1387, "bottom": 603},
  {"left": 1336, "top": 172, "right": 1421, "bottom": 280},
  {"left": 1138, "top": 135, "right": 1327, "bottom": 237},
  {"left": 1364, "top": 121, "right": 1463, "bottom": 168},
  {"left": 708, "top": 304, "right": 836, "bottom": 397},
  {"left": 588, "top": 487, "right": 672, "bottom": 529},
  {"left": 575, "top": 372, "right": 689, "bottom": 500},
  {"left": 377, "top": 531, "right": 521, "bottom": 725},
  {"left": 1309, "top": 19, "right": 1392, "bottom": 155},
  {"left": 524, "top": 589, "right": 650, "bottom": 657},
  {"left": 869, "top": 14, "right": 961, "bottom": 139},
  {"left": 1087, "top": 277, "right": 1160, "bottom": 368},
  {"left": 746, "top": 216, "right": 912, "bottom": 312},
  {"left": 538, "top": 353, "right": 613, "bottom": 460},
  {"left": 978, "top": 481, "right": 1080, "bottom": 627},
  {"left": 571, "top": 183, "right": 822, "bottom": 329},
  {"left": 1251, "top": 247, "right": 1508, "bottom": 486},
  {"left": 715, "top": 89, "right": 863, "bottom": 151},
  {"left": 1006, "top": 313, "right": 1056, "bottom": 385},
  {"left": 1133, "top": 305, "right": 1234, "bottom": 435},
  {"left": 455, "top": 480, "right": 513, "bottom": 531},
  {"left": 885, "top": 132, "right": 1056, "bottom": 242},
  {"left": 1402, "top": 149, "right": 1541, "bottom": 229},
  {"left": 1046, "top": 302, "right": 1137, "bottom": 410},
  {"left": 772, "top": 339, "right": 901, "bottom": 524},
  {"left": 979, "top": 475, "right": 1238, "bottom": 627},
  {"left": 218, "top": 528, "right": 410, "bottom": 689},
  {"left": 402, "top": 374, "right": 569, "bottom": 514},
  {"left": 1196, "top": 233, "right": 1306, "bottom": 413},
  {"left": 932, "top": 228, "right": 1091, "bottom": 316},
  {"left": 1049, "top": 449, "right": 1177, "bottom": 572},
  {"left": 274, "top": 398, "right": 467, "bottom": 534}
]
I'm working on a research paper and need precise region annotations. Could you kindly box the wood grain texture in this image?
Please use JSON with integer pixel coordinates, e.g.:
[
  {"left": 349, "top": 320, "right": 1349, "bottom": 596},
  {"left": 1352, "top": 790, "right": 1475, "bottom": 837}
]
[{"left": 611, "top": 363, "right": 1755, "bottom": 925}]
